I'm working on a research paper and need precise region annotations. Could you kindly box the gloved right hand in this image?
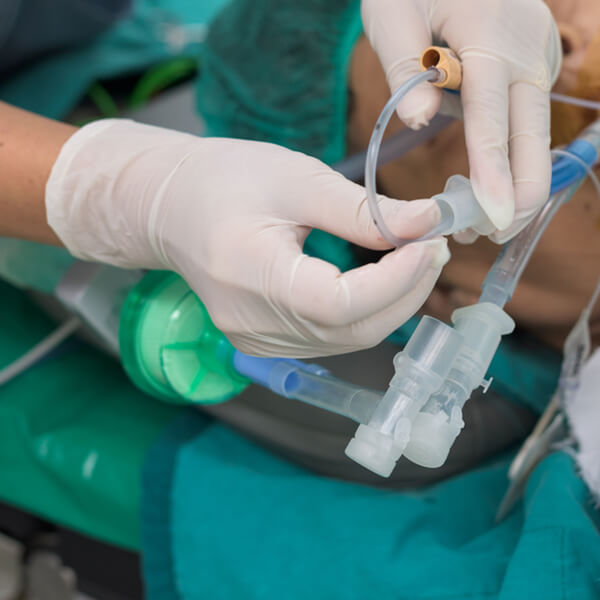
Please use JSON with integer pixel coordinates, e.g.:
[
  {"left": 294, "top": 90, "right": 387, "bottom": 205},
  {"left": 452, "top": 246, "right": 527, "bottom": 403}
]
[{"left": 45, "top": 119, "right": 449, "bottom": 358}]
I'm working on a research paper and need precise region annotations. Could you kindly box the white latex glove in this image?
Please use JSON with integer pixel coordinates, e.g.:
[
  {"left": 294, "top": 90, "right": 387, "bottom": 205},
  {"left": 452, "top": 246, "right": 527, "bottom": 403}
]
[
  {"left": 45, "top": 119, "right": 450, "bottom": 358},
  {"left": 362, "top": 0, "right": 562, "bottom": 243}
]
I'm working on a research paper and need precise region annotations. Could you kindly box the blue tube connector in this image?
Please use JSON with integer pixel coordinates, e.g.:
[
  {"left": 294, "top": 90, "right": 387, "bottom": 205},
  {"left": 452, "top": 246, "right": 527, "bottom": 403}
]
[
  {"left": 232, "top": 351, "right": 328, "bottom": 397},
  {"left": 550, "top": 139, "right": 597, "bottom": 195}
]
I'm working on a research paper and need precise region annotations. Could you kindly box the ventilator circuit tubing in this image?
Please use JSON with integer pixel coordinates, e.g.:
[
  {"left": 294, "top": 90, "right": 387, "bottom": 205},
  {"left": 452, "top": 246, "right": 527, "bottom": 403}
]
[
  {"left": 480, "top": 136, "right": 600, "bottom": 307},
  {"left": 231, "top": 351, "right": 381, "bottom": 424},
  {"left": 479, "top": 183, "right": 578, "bottom": 307}
]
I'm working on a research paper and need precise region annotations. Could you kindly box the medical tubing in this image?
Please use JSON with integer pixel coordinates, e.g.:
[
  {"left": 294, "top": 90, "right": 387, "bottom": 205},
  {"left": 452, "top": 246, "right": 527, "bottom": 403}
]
[
  {"left": 0, "top": 317, "right": 80, "bottom": 386},
  {"left": 282, "top": 370, "right": 381, "bottom": 424},
  {"left": 362, "top": 86, "right": 600, "bottom": 248},
  {"left": 481, "top": 135, "right": 600, "bottom": 307},
  {"left": 334, "top": 115, "right": 453, "bottom": 181},
  {"left": 551, "top": 148, "right": 600, "bottom": 198},
  {"left": 479, "top": 181, "right": 581, "bottom": 307},
  {"left": 232, "top": 350, "right": 381, "bottom": 423},
  {"left": 550, "top": 93, "right": 600, "bottom": 112},
  {"left": 365, "top": 68, "right": 444, "bottom": 247},
  {"left": 550, "top": 141, "right": 599, "bottom": 195}
]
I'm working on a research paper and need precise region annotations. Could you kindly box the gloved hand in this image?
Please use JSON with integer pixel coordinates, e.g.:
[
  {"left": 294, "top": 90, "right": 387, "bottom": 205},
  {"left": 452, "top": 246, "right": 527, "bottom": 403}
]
[
  {"left": 45, "top": 119, "right": 449, "bottom": 358},
  {"left": 362, "top": 0, "right": 562, "bottom": 242}
]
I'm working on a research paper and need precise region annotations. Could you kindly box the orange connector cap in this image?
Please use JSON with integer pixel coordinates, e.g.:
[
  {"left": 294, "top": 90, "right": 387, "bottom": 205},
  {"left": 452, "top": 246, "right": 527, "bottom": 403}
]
[{"left": 420, "top": 46, "right": 462, "bottom": 90}]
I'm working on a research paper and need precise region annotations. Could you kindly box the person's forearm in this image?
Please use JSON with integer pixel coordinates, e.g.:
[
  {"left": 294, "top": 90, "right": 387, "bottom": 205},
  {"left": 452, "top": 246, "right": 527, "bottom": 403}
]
[{"left": 0, "top": 102, "right": 76, "bottom": 245}]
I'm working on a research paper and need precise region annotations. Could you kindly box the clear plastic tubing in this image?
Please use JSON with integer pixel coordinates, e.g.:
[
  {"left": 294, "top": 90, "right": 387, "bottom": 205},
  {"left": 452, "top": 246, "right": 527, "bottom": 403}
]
[
  {"left": 480, "top": 119, "right": 600, "bottom": 307},
  {"left": 334, "top": 114, "right": 453, "bottom": 182},
  {"left": 479, "top": 180, "right": 583, "bottom": 308},
  {"left": 281, "top": 369, "right": 382, "bottom": 424},
  {"left": 550, "top": 93, "right": 600, "bottom": 112},
  {"left": 365, "top": 68, "right": 445, "bottom": 247},
  {"left": 364, "top": 74, "right": 600, "bottom": 248}
]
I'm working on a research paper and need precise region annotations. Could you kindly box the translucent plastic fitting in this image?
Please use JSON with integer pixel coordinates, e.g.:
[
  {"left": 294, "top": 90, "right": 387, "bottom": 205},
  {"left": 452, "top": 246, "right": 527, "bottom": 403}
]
[
  {"left": 345, "top": 316, "right": 464, "bottom": 477},
  {"left": 431, "top": 175, "right": 495, "bottom": 236},
  {"left": 403, "top": 303, "right": 515, "bottom": 468},
  {"left": 346, "top": 118, "right": 600, "bottom": 477}
]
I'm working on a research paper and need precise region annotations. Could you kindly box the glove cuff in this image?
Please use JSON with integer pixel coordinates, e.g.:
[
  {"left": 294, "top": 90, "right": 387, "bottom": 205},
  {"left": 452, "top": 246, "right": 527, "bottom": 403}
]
[{"left": 45, "top": 118, "right": 199, "bottom": 270}]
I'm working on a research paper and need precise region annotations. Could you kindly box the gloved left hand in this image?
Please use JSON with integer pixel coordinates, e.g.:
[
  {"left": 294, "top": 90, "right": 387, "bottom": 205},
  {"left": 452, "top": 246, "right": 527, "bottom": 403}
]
[
  {"left": 362, "top": 0, "right": 563, "bottom": 242},
  {"left": 45, "top": 119, "right": 449, "bottom": 358}
]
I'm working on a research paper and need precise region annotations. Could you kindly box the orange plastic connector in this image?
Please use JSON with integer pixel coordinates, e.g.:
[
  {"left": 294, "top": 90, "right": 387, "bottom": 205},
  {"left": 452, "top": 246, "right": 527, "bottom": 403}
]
[{"left": 420, "top": 46, "right": 462, "bottom": 90}]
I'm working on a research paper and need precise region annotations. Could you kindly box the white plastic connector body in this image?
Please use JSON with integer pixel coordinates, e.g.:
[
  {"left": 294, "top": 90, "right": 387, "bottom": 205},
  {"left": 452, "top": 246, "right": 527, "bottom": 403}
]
[
  {"left": 345, "top": 317, "right": 464, "bottom": 477},
  {"left": 403, "top": 303, "right": 515, "bottom": 468},
  {"left": 433, "top": 175, "right": 496, "bottom": 236}
]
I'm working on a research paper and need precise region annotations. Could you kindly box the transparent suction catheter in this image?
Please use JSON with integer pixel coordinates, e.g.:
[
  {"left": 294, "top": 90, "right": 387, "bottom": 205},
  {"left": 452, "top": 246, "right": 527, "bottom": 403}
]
[
  {"left": 365, "top": 68, "right": 494, "bottom": 247},
  {"left": 365, "top": 68, "right": 449, "bottom": 247}
]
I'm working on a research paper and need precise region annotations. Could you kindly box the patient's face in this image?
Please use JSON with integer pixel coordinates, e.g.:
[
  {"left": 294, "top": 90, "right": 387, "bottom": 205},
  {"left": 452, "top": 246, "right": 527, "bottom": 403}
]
[{"left": 347, "top": 0, "right": 600, "bottom": 349}]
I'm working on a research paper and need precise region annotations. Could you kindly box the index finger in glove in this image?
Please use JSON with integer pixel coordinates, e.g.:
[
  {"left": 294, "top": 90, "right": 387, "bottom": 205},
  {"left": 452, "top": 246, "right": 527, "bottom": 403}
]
[
  {"left": 289, "top": 237, "right": 449, "bottom": 328},
  {"left": 287, "top": 166, "right": 441, "bottom": 250}
]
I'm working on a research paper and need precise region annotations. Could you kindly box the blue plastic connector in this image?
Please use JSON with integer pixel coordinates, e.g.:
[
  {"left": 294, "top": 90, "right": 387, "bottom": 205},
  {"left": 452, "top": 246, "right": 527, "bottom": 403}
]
[
  {"left": 550, "top": 140, "right": 598, "bottom": 195},
  {"left": 232, "top": 351, "right": 328, "bottom": 397}
]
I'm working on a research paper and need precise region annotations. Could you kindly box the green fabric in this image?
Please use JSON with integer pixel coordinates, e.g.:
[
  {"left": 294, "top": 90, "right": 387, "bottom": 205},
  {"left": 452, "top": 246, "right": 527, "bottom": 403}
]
[
  {"left": 0, "top": 280, "right": 181, "bottom": 550},
  {"left": 196, "top": 0, "right": 363, "bottom": 270},
  {"left": 0, "top": 0, "right": 228, "bottom": 119},
  {"left": 197, "top": 0, "right": 362, "bottom": 166},
  {"left": 142, "top": 411, "right": 600, "bottom": 600}
]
